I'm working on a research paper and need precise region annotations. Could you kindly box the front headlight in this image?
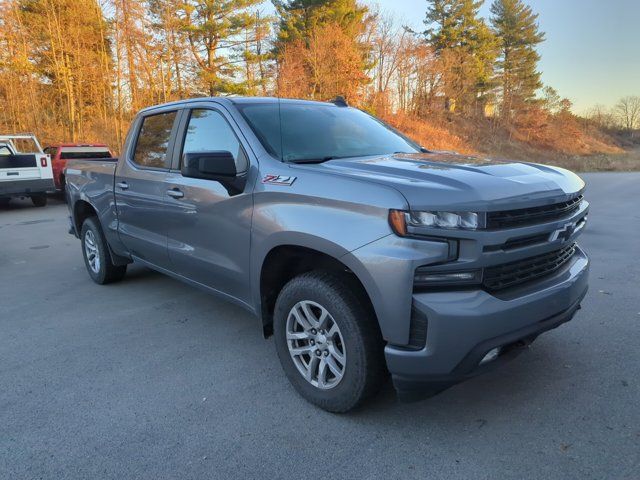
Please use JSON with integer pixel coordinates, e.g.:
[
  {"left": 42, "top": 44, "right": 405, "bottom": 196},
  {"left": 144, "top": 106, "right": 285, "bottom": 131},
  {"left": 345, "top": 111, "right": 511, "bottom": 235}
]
[
  {"left": 408, "top": 211, "right": 479, "bottom": 229},
  {"left": 389, "top": 209, "right": 483, "bottom": 236}
]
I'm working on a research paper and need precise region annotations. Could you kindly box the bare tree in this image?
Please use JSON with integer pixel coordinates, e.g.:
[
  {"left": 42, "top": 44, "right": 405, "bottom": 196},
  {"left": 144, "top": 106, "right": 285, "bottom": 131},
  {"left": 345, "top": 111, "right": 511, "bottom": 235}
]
[
  {"left": 587, "top": 104, "right": 616, "bottom": 130},
  {"left": 615, "top": 96, "right": 640, "bottom": 136}
]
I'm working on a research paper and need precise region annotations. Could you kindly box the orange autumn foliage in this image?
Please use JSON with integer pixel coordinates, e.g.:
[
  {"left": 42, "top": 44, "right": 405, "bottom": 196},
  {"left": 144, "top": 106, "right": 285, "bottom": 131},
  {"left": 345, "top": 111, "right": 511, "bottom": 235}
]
[
  {"left": 277, "top": 23, "right": 368, "bottom": 104},
  {"left": 382, "top": 112, "right": 477, "bottom": 154}
]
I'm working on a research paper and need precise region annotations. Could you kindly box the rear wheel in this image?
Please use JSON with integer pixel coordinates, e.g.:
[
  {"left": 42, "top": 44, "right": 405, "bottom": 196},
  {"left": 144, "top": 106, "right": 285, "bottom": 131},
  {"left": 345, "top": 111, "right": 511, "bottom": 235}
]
[
  {"left": 81, "top": 216, "right": 127, "bottom": 284},
  {"left": 31, "top": 194, "right": 47, "bottom": 207},
  {"left": 274, "top": 271, "right": 385, "bottom": 413}
]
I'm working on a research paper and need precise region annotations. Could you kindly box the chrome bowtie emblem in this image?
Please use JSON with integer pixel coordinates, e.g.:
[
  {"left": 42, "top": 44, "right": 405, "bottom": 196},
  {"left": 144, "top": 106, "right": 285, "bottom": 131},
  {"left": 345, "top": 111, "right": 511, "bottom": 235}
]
[{"left": 550, "top": 222, "right": 577, "bottom": 242}]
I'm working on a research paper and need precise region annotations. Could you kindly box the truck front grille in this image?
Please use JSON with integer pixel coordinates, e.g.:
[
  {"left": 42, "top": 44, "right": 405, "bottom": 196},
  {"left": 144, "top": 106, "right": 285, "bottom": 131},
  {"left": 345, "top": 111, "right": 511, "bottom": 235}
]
[
  {"left": 486, "top": 195, "right": 583, "bottom": 229},
  {"left": 483, "top": 244, "right": 577, "bottom": 291}
]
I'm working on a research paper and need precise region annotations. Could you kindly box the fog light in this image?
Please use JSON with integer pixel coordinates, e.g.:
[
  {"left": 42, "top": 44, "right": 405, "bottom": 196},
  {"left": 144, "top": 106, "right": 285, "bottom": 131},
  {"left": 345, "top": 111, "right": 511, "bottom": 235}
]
[
  {"left": 480, "top": 347, "right": 501, "bottom": 365},
  {"left": 414, "top": 268, "right": 482, "bottom": 287}
]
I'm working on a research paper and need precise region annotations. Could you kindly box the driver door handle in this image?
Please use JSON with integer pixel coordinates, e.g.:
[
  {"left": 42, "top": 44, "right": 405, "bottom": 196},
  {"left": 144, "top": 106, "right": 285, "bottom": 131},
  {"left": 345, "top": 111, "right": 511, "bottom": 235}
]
[
  {"left": 167, "top": 188, "right": 184, "bottom": 199},
  {"left": 116, "top": 181, "right": 129, "bottom": 190}
]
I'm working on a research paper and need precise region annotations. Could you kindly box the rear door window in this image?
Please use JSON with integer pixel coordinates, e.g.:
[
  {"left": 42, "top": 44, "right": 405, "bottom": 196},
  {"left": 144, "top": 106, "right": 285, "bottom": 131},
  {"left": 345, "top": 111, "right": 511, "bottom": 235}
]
[{"left": 133, "top": 111, "right": 178, "bottom": 169}]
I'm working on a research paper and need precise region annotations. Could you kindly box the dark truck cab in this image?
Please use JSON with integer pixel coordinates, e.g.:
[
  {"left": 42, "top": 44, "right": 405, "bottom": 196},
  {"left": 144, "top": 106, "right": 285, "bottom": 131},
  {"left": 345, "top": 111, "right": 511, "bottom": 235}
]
[{"left": 65, "top": 97, "right": 589, "bottom": 412}]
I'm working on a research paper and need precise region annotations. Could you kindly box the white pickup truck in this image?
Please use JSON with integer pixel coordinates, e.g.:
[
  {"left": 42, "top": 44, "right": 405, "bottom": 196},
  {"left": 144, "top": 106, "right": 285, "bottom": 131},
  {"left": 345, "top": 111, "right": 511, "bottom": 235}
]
[{"left": 0, "top": 134, "right": 54, "bottom": 207}]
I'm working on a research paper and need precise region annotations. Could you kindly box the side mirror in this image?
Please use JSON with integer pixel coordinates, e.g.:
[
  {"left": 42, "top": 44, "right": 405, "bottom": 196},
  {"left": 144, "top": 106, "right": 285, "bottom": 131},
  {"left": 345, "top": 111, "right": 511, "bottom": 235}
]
[{"left": 182, "top": 151, "right": 237, "bottom": 180}]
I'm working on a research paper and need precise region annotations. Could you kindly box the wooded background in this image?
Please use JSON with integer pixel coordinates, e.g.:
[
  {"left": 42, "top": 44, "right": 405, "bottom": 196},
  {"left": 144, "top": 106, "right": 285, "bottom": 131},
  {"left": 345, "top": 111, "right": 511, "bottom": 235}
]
[{"left": 1, "top": 0, "right": 638, "bottom": 169}]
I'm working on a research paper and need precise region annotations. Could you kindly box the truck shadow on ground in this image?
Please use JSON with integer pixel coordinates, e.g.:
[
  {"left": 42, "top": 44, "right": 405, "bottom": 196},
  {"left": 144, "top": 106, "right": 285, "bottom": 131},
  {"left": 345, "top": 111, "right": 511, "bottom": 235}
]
[
  {"left": 0, "top": 195, "right": 64, "bottom": 211},
  {"left": 87, "top": 247, "right": 587, "bottom": 430}
]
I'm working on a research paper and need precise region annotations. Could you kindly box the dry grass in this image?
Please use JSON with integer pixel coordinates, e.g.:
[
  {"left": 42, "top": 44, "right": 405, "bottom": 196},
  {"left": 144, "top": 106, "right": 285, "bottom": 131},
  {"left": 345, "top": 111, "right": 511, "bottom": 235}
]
[
  {"left": 384, "top": 112, "right": 640, "bottom": 172},
  {"left": 383, "top": 112, "right": 477, "bottom": 154}
]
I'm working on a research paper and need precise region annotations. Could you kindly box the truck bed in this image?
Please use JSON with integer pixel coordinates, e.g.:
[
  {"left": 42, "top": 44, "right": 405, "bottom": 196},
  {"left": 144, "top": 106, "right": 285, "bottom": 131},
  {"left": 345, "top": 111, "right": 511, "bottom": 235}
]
[{"left": 65, "top": 159, "right": 118, "bottom": 205}]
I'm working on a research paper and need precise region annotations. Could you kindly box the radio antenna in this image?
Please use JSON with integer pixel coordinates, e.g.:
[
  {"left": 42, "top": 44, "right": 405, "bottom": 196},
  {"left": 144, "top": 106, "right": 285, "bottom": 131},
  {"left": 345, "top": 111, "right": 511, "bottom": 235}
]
[{"left": 276, "top": 60, "right": 284, "bottom": 162}]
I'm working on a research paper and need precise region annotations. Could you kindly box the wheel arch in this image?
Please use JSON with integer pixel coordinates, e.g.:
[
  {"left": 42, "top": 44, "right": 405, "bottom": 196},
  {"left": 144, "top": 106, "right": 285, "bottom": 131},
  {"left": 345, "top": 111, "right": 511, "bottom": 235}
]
[
  {"left": 256, "top": 240, "right": 379, "bottom": 339},
  {"left": 73, "top": 199, "right": 130, "bottom": 266},
  {"left": 72, "top": 199, "right": 98, "bottom": 236}
]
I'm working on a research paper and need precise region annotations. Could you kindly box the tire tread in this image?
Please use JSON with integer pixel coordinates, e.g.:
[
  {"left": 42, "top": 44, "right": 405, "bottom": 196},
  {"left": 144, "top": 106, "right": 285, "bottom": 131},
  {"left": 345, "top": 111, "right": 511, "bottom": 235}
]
[
  {"left": 81, "top": 217, "right": 126, "bottom": 284},
  {"left": 274, "top": 270, "right": 386, "bottom": 412}
]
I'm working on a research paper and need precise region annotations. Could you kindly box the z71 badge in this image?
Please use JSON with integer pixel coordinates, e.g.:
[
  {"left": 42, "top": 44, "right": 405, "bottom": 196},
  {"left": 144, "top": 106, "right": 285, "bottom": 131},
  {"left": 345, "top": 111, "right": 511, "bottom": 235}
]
[{"left": 262, "top": 174, "right": 297, "bottom": 186}]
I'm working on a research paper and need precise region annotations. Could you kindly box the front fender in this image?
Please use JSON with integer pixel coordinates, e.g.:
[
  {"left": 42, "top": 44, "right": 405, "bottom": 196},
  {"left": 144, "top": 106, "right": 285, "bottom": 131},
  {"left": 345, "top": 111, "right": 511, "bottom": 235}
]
[
  {"left": 249, "top": 191, "right": 452, "bottom": 346},
  {"left": 250, "top": 229, "right": 382, "bottom": 317},
  {"left": 341, "top": 235, "right": 451, "bottom": 345},
  {"left": 249, "top": 187, "right": 399, "bottom": 322},
  {"left": 249, "top": 166, "right": 412, "bottom": 338}
]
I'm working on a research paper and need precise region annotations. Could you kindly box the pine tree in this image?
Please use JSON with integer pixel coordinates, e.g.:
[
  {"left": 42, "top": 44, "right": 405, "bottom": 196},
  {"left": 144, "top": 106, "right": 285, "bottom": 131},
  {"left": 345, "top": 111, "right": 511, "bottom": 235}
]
[
  {"left": 425, "top": 0, "right": 480, "bottom": 52},
  {"left": 178, "top": 0, "right": 269, "bottom": 96},
  {"left": 241, "top": 9, "right": 273, "bottom": 96},
  {"left": 490, "top": 0, "right": 545, "bottom": 119},
  {"left": 423, "top": 0, "right": 497, "bottom": 114},
  {"left": 148, "top": 0, "right": 193, "bottom": 99},
  {"left": 273, "top": 0, "right": 368, "bottom": 49}
]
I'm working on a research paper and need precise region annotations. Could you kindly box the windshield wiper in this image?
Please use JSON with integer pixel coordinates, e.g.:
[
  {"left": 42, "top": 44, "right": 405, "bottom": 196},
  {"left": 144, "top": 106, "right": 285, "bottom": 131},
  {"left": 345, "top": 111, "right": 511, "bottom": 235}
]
[
  {"left": 287, "top": 156, "right": 348, "bottom": 164},
  {"left": 289, "top": 151, "right": 424, "bottom": 164},
  {"left": 394, "top": 150, "right": 424, "bottom": 155}
]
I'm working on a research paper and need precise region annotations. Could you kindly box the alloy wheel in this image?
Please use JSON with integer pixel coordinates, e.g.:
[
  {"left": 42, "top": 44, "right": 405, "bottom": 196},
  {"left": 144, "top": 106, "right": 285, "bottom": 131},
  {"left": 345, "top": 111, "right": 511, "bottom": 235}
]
[
  {"left": 84, "top": 230, "right": 100, "bottom": 274},
  {"left": 286, "top": 300, "right": 347, "bottom": 390}
]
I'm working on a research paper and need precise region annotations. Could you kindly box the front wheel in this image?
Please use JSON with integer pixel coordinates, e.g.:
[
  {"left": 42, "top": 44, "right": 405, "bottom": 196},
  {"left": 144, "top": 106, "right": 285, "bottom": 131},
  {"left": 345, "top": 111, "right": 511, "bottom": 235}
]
[
  {"left": 274, "top": 271, "right": 385, "bottom": 413},
  {"left": 80, "top": 217, "right": 127, "bottom": 284}
]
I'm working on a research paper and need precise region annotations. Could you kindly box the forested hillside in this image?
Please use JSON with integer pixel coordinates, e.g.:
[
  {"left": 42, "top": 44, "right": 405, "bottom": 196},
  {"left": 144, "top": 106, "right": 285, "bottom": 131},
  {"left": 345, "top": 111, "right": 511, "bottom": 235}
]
[{"left": 0, "top": 0, "right": 638, "bottom": 170}]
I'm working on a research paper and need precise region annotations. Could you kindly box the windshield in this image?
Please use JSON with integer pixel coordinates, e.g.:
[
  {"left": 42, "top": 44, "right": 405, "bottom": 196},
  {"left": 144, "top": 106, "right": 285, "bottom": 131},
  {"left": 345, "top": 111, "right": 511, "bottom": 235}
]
[{"left": 236, "top": 103, "right": 419, "bottom": 163}]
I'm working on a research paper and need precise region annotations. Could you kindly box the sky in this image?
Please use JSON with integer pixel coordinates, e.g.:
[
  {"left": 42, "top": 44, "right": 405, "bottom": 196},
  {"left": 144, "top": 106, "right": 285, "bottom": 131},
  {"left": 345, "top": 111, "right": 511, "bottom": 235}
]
[{"left": 363, "top": 0, "right": 640, "bottom": 113}]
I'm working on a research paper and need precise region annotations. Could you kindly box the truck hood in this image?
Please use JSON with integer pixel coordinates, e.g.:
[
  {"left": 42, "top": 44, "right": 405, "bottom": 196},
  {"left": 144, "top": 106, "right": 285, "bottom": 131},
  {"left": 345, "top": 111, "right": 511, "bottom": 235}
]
[{"left": 308, "top": 152, "right": 585, "bottom": 211}]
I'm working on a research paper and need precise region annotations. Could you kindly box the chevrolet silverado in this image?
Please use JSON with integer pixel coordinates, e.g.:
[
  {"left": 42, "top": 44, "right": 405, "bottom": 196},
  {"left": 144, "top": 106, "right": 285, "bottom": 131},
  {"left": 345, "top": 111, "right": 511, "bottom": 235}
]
[{"left": 65, "top": 97, "right": 589, "bottom": 412}]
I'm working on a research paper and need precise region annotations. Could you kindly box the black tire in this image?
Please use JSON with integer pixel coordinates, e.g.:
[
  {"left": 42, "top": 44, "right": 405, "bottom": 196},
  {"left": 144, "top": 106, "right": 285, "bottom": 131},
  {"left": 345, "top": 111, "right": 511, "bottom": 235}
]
[
  {"left": 274, "top": 271, "right": 386, "bottom": 413},
  {"left": 0, "top": 198, "right": 10, "bottom": 207},
  {"left": 31, "top": 194, "right": 47, "bottom": 207},
  {"left": 80, "top": 216, "right": 127, "bottom": 284}
]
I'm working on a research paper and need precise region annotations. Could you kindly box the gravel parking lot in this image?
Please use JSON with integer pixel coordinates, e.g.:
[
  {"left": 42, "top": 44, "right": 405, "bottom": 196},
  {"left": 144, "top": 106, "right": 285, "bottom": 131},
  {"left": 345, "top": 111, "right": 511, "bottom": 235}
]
[{"left": 1, "top": 172, "right": 639, "bottom": 480}]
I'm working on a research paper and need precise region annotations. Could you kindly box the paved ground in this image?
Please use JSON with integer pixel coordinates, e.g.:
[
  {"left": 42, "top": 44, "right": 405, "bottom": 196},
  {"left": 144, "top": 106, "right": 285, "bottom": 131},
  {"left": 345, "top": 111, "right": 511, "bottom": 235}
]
[{"left": 1, "top": 173, "right": 639, "bottom": 480}]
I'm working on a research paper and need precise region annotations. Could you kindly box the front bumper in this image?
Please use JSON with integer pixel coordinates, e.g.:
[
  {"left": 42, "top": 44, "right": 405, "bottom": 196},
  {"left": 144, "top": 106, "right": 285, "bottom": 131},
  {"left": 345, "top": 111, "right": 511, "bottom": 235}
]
[{"left": 386, "top": 246, "right": 589, "bottom": 401}]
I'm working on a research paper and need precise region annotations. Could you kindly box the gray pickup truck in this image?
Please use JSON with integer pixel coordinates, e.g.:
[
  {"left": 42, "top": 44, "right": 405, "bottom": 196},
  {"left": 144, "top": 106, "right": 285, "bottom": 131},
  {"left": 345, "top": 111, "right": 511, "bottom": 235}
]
[{"left": 65, "top": 97, "right": 589, "bottom": 412}]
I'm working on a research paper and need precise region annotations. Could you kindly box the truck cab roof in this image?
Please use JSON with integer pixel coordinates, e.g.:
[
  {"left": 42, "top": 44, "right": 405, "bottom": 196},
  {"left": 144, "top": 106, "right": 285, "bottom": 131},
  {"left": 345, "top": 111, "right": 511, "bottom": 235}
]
[{"left": 138, "top": 96, "right": 342, "bottom": 115}]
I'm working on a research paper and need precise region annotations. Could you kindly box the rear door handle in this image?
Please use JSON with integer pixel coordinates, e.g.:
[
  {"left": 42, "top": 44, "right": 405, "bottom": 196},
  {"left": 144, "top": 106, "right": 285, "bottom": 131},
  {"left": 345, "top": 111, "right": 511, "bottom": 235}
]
[
  {"left": 167, "top": 188, "right": 184, "bottom": 199},
  {"left": 116, "top": 181, "right": 129, "bottom": 190}
]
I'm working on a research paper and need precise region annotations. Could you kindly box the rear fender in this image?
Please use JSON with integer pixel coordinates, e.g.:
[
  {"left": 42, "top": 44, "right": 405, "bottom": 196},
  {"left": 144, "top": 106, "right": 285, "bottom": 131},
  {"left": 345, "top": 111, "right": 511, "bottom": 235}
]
[{"left": 73, "top": 198, "right": 131, "bottom": 266}]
